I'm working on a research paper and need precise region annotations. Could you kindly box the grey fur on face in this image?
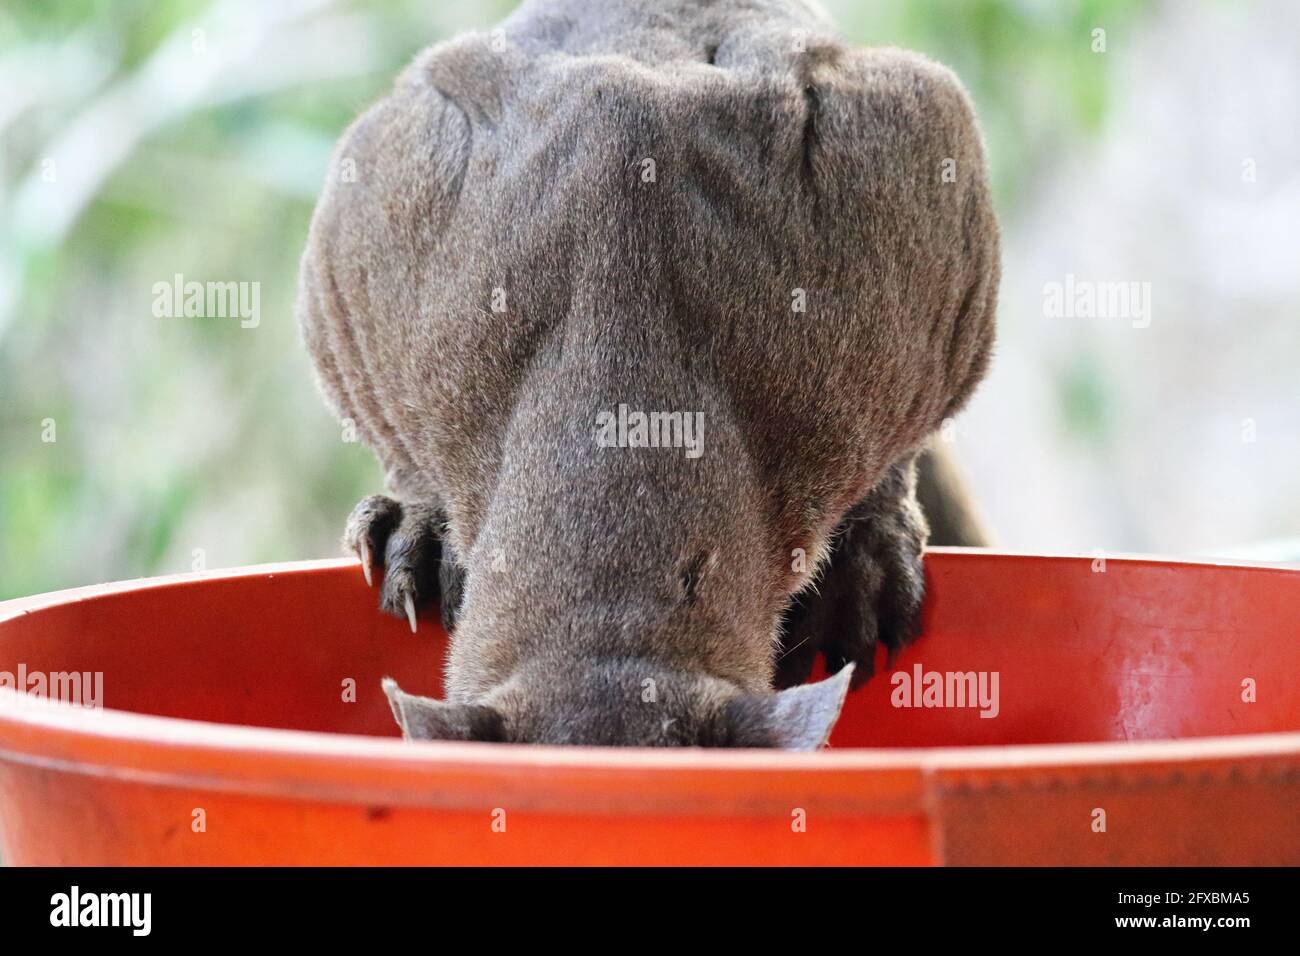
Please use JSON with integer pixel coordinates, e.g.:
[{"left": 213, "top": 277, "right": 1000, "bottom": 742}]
[{"left": 300, "top": 0, "right": 999, "bottom": 748}]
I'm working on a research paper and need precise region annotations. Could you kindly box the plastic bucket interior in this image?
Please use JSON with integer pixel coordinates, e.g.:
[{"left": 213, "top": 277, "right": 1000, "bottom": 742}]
[{"left": 0, "top": 550, "right": 1296, "bottom": 865}]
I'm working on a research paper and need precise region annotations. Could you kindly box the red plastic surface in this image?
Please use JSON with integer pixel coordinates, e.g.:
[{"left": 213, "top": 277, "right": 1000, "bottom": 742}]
[{"left": 0, "top": 551, "right": 1296, "bottom": 864}]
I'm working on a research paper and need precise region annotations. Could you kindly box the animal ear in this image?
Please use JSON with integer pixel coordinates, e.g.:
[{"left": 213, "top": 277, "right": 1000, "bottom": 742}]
[
  {"left": 725, "top": 664, "right": 855, "bottom": 750},
  {"left": 381, "top": 678, "right": 504, "bottom": 742}
]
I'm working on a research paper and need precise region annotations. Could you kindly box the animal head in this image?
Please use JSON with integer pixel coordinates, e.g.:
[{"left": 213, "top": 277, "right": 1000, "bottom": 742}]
[{"left": 383, "top": 661, "right": 853, "bottom": 750}]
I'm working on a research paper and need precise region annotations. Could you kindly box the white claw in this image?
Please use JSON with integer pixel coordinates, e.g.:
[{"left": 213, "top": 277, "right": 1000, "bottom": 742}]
[
  {"left": 358, "top": 539, "right": 373, "bottom": 587},
  {"left": 404, "top": 592, "right": 418, "bottom": 633}
]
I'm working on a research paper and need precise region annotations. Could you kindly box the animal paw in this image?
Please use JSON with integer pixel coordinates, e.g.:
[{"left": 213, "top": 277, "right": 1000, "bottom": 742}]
[
  {"left": 343, "top": 495, "right": 459, "bottom": 633},
  {"left": 776, "top": 458, "right": 927, "bottom": 689}
]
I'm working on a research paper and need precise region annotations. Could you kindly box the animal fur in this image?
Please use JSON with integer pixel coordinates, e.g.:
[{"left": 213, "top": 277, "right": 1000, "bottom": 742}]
[{"left": 298, "top": 0, "right": 999, "bottom": 747}]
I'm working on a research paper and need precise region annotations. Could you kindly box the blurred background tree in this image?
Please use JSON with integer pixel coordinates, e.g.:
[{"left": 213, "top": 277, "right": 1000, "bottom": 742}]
[{"left": 2, "top": 0, "right": 1296, "bottom": 600}]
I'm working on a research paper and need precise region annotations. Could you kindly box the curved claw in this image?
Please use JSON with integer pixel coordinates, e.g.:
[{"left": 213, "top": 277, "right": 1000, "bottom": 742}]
[
  {"left": 358, "top": 539, "right": 373, "bottom": 587},
  {"left": 404, "top": 592, "right": 418, "bottom": 633}
]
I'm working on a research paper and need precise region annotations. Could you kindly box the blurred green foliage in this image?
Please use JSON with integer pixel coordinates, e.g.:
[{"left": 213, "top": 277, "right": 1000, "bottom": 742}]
[{"left": 0, "top": 0, "right": 1150, "bottom": 599}]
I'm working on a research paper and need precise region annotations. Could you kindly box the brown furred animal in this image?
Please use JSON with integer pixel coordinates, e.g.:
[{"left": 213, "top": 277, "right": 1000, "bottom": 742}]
[{"left": 298, "top": 0, "right": 999, "bottom": 748}]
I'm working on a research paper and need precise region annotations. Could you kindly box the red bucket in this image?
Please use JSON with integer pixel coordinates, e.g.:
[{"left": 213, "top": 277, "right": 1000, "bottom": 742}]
[{"left": 0, "top": 551, "right": 1296, "bottom": 865}]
